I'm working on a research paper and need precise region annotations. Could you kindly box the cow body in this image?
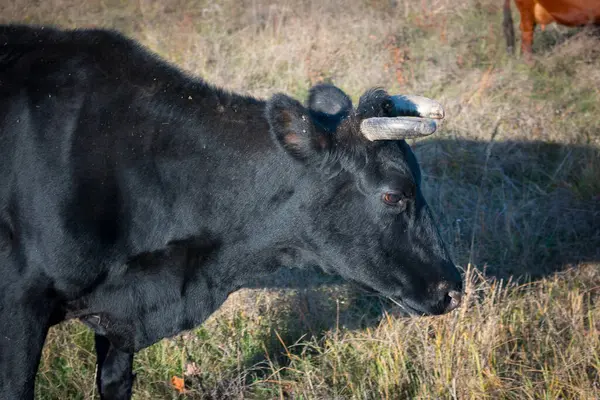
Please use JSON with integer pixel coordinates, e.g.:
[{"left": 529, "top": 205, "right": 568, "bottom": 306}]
[
  {"left": 504, "top": 0, "right": 600, "bottom": 56},
  {"left": 0, "top": 25, "right": 462, "bottom": 399}
]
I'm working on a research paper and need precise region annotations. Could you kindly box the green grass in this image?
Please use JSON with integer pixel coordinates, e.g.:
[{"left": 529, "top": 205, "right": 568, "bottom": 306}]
[{"left": 1, "top": 0, "right": 599, "bottom": 398}]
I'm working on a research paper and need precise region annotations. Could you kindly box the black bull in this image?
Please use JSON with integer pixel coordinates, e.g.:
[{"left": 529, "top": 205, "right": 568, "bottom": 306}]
[{"left": 0, "top": 25, "right": 463, "bottom": 399}]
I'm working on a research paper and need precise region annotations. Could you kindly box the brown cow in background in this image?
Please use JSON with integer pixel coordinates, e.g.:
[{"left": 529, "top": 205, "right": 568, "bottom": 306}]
[{"left": 503, "top": 0, "right": 600, "bottom": 58}]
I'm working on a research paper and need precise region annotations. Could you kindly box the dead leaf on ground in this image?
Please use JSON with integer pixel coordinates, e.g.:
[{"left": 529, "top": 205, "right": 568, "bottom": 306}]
[{"left": 171, "top": 376, "right": 185, "bottom": 394}]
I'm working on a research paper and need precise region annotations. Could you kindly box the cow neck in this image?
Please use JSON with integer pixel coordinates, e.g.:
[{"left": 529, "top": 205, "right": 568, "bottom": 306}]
[{"left": 123, "top": 84, "right": 308, "bottom": 283}]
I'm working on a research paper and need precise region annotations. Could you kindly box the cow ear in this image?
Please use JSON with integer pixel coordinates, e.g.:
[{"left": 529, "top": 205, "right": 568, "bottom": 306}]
[
  {"left": 308, "top": 84, "right": 352, "bottom": 131},
  {"left": 266, "top": 93, "right": 330, "bottom": 161}
]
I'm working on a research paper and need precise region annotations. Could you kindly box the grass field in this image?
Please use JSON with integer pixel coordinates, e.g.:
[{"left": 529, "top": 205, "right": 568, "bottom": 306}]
[{"left": 1, "top": 0, "right": 599, "bottom": 398}]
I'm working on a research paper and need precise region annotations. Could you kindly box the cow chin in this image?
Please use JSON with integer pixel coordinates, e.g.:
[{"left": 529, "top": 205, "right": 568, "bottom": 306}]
[
  {"left": 392, "top": 297, "right": 442, "bottom": 317},
  {"left": 346, "top": 278, "right": 456, "bottom": 317},
  {"left": 378, "top": 296, "right": 417, "bottom": 316},
  {"left": 345, "top": 278, "right": 425, "bottom": 316}
]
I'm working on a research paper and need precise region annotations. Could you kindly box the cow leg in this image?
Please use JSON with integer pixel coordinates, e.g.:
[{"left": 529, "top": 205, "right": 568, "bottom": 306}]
[
  {"left": 503, "top": 0, "right": 515, "bottom": 53},
  {"left": 95, "top": 334, "right": 135, "bottom": 400},
  {"left": 514, "top": 0, "right": 536, "bottom": 61},
  {"left": 0, "top": 289, "right": 55, "bottom": 400},
  {"left": 521, "top": 27, "right": 535, "bottom": 62}
]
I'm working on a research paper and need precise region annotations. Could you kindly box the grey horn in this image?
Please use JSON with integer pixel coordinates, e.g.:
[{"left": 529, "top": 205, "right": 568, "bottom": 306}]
[
  {"left": 390, "top": 95, "right": 445, "bottom": 119},
  {"left": 360, "top": 95, "right": 445, "bottom": 141}
]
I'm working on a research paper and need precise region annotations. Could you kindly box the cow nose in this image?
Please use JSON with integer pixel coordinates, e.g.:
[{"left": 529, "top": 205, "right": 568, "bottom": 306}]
[
  {"left": 435, "top": 280, "right": 463, "bottom": 314},
  {"left": 444, "top": 290, "right": 462, "bottom": 313}
]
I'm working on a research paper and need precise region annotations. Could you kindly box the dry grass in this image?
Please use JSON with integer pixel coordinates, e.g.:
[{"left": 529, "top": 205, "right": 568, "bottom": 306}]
[{"left": 1, "top": 0, "right": 599, "bottom": 398}]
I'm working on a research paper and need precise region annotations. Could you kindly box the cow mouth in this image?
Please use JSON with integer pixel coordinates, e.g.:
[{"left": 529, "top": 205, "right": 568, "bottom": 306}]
[
  {"left": 387, "top": 296, "right": 430, "bottom": 316},
  {"left": 346, "top": 279, "right": 430, "bottom": 317}
]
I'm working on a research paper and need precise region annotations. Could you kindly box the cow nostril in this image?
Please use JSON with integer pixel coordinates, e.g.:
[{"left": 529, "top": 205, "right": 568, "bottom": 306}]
[{"left": 445, "top": 290, "right": 462, "bottom": 312}]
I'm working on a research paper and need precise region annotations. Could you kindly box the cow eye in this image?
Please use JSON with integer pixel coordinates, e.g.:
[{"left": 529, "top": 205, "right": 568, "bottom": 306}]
[{"left": 382, "top": 192, "right": 407, "bottom": 210}]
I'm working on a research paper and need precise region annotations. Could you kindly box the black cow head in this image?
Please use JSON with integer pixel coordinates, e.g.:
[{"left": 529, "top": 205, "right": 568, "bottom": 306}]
[{"left": 265, "top": 84, "right": 463, "bottom": 316}]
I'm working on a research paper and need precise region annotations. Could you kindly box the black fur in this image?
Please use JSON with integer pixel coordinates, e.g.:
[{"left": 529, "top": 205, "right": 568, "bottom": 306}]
[{"left": 0, "top": 25, "right": 462, "bottom": 399}]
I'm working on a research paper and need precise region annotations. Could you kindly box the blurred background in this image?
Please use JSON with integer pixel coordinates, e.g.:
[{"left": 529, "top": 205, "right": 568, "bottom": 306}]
[{"left": 2, "top": 0, "right": 599, "bottom": 398}]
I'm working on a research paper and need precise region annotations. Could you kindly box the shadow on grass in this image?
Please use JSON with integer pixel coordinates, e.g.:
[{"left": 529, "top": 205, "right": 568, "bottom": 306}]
[
  {"left": 531, "top": 25, "right": 600, "bottom": 55},
  {"left": 234, "top": 138, "right": 600, "bottom": 378}
]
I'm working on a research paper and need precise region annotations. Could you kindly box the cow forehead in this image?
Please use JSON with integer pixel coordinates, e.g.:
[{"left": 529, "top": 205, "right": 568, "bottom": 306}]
[
  {"left": 341, "top": 140, "right": 417, "bottom": 189},
  {"left": 372, "top": 141, "right": 415, "bottom": 178}
]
